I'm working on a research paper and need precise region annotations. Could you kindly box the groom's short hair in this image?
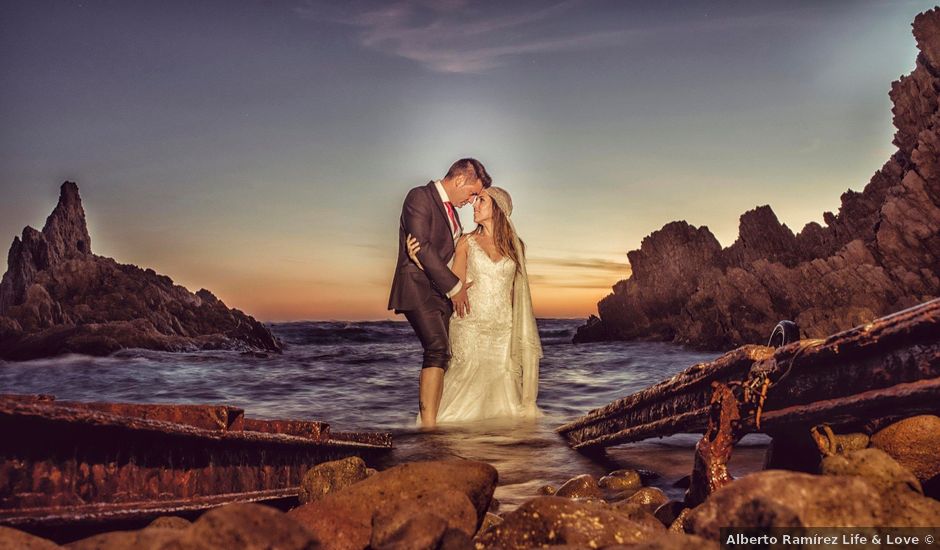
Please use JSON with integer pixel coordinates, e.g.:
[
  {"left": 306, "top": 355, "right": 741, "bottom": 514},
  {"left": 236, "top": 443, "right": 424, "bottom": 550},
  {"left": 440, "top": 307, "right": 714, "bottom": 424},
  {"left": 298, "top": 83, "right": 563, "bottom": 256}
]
[{"left": 446, "top": 158, "right": 492, "bottom": 188}]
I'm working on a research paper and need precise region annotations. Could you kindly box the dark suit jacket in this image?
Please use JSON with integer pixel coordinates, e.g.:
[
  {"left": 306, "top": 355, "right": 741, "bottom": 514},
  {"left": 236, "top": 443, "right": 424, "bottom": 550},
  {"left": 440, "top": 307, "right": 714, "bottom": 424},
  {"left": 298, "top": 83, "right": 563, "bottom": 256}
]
[{"left": 388, "top": 181, "right": 462, "bottom": 312}]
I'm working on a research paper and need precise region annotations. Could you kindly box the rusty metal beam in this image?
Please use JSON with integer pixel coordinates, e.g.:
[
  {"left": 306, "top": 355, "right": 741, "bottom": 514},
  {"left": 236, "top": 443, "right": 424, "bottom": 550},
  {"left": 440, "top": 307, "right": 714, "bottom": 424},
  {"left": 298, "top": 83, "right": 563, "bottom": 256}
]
[
  {"left": 557, "top": 298, "right": 940, "bottom": 451},
  {"left": 0, "top": 395, "right": 393, "bottom": 538}
]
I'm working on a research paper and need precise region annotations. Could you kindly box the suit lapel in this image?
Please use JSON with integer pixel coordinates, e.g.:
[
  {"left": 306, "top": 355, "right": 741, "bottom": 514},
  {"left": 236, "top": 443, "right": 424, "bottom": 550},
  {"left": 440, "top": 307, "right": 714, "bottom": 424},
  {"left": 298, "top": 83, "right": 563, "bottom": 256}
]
[{"left": 426, "top": 182, "right": 456, "bottom": 250}]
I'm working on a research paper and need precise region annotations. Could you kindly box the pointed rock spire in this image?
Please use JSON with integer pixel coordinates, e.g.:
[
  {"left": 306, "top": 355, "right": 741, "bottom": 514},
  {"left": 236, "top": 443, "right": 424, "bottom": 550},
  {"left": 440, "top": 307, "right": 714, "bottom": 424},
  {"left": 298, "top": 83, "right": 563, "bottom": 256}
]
[{"left": 42, "top": 181, "right": 92, "bottom": 261}]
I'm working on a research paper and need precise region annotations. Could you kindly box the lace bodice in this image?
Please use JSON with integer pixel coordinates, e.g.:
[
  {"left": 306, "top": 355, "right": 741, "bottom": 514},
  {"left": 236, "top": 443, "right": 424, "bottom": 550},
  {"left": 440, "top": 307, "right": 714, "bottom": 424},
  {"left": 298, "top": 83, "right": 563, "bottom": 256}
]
[{"left": 453, "top": 236, "right": 515, "bottom": 331}]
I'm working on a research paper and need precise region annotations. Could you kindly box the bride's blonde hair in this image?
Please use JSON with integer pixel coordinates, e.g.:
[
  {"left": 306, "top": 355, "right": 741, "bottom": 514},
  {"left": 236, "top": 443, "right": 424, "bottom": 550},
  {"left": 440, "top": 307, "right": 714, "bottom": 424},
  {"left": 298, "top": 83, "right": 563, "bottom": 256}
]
[{"left": 475, "top": 187, "right": 525, "bottom": 272}]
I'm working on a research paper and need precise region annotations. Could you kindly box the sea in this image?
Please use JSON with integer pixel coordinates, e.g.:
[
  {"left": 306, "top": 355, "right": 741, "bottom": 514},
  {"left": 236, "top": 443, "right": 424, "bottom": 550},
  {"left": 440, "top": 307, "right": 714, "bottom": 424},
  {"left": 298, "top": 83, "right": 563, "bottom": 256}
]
[{"left": 0, "top": 319, "right": 769, "bottom": 509}]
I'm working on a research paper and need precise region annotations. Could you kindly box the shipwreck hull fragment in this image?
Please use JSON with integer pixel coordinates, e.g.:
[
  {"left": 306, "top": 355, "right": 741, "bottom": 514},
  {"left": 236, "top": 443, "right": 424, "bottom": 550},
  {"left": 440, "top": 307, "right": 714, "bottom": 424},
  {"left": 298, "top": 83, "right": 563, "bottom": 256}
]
[
  {"left": 557, "top": 298, "right": 940, "bottom": 451},
  {"left": 0, "top": 395, "right": 392, "bottom": 539}
]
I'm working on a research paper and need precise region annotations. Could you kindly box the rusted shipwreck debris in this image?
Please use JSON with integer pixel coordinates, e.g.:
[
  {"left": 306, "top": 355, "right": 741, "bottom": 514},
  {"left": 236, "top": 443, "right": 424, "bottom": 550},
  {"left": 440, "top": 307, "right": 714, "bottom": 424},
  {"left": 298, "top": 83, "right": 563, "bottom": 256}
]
[
  {"left": 558, "top": 298, "right": 939, "bottom": 480},
  {"left": 0, "top": 395, "right": 392, "bottom": 538}
]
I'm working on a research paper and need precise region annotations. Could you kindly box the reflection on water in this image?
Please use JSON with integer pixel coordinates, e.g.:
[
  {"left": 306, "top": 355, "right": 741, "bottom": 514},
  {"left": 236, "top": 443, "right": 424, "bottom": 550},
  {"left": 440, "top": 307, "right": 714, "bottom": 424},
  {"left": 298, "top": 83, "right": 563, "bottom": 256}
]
[{"left": 0, "top": 319, "right": 769, "bottom": 509}]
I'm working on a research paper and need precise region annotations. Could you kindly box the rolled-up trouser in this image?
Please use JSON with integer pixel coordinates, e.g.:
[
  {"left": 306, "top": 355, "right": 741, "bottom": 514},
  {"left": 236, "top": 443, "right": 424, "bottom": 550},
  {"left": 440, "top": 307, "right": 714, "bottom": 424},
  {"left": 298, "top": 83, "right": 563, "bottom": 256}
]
[{"left": 403, "top": 294, "right": 453, "bottom": 369}]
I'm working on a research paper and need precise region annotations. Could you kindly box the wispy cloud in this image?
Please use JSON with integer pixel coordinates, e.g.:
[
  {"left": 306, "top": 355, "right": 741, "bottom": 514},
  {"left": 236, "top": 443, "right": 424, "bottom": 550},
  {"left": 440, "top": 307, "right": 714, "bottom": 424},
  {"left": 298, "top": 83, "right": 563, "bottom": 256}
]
[
  {"left": 527, "top": 254, "right": 630, "bottom": 290},
  {"left": 294, "top": 0, "right": 627, "bottom": 73},
  {"left": 528, "top": 256, "right": 629, "bottom": 273}
]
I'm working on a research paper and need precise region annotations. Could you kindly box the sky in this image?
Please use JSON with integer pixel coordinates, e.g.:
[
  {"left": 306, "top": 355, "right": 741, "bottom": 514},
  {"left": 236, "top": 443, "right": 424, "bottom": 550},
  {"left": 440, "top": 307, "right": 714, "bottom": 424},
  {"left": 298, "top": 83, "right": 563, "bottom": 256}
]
[{"left": 0, "top": 0, "right": 933, "bottom": 321}]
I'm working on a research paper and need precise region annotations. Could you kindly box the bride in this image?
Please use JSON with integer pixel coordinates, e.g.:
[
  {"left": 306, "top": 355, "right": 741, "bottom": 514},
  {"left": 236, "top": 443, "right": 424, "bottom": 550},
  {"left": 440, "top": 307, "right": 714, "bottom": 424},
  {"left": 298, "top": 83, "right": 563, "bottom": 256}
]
[{"left": 406, "top": 187, "right": 543, "bottom": 424}]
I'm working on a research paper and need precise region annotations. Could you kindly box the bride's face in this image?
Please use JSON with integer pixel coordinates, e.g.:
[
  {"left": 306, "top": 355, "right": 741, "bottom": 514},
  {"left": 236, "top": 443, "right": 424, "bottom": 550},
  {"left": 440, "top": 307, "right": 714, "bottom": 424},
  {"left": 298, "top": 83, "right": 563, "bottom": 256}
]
[{"left": 472, "top": 191, "right": 493, "bottom": 224}]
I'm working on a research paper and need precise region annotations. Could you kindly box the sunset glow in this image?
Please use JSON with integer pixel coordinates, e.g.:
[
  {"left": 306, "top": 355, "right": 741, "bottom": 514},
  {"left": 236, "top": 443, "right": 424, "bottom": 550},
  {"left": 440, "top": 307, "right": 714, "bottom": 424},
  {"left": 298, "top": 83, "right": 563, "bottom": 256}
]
[{"left": 1, "top": 0, "right": 931, "bottom": 320}]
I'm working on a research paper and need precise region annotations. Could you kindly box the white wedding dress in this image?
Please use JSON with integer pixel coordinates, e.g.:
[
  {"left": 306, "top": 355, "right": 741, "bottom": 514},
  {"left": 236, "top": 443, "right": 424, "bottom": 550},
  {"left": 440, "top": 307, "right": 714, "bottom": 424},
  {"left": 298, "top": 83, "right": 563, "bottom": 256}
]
[{"left": 416, "top": 236, "right": 529, "bottom": 425}]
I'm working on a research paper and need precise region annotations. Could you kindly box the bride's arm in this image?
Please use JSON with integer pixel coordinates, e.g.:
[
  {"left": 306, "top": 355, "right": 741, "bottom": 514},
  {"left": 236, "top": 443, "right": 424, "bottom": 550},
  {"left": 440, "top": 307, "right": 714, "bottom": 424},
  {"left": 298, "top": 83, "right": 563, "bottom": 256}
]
[
  {"left": 450, "top": 236, "right": 474, "bottom": 316},
  {"left": 452, "top": 235, "right": 470, "bottom": 284}
]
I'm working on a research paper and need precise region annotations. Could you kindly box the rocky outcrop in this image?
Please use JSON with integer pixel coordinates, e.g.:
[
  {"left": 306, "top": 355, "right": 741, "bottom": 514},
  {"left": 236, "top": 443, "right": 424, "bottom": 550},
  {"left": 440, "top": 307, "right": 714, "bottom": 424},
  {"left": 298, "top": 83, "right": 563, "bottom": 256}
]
[
  {"left": 576, "top": 9, "right": 940, "bottom": 349},
  {"left": 0, "top": 182, "right": 281, "bottom": 360}
]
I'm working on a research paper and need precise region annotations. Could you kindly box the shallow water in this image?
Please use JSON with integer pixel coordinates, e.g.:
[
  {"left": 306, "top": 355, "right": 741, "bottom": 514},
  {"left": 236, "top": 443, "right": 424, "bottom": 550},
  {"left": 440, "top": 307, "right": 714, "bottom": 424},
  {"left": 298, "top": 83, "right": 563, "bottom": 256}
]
[{"left": 0, "top": 319, "right": 769, "bottom": 508}]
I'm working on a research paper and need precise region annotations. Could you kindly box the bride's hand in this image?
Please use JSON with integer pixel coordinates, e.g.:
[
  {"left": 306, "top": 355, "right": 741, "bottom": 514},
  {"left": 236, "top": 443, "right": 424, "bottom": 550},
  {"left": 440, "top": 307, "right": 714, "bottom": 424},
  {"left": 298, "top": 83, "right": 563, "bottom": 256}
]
[{"left": 406, "top": 234, "right": 424, "bottom": 270}]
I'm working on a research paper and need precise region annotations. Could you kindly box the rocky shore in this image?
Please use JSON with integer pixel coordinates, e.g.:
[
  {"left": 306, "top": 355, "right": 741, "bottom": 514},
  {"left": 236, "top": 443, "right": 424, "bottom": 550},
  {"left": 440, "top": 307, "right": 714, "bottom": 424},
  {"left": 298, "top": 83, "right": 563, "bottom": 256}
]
[
  {"left": 575, "top": 8, "right": 940, "bottom": 350},
  {"left": 3, "top": 414, "right": 937, "bottom": 549},
  {"left": 0, "top": 182, "right": 281, "bottom": 360}
]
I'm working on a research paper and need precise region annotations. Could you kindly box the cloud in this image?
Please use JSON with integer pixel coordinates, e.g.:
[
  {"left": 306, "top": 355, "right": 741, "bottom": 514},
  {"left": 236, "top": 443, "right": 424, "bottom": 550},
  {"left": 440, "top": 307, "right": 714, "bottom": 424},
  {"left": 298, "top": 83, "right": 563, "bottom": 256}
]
[
  {"left": 527, "top": 254, "right": 630, "bottom": 290},
  {"left": 294, "top": 0, "right": 627, "bottom": 73},
  {"left": 528, "top": 256, "right": 629, "bottom": 273}
]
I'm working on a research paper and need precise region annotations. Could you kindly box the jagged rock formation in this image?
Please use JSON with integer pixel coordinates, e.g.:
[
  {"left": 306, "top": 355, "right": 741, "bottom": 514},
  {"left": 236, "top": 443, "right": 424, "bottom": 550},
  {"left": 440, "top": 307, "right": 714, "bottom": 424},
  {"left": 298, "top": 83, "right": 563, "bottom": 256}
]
[
  {"left": 575, "top": 9, "right": 940, "bottom": 350},
  {"left": 0, "top": 182, "right": 281, "bottom": 360}
]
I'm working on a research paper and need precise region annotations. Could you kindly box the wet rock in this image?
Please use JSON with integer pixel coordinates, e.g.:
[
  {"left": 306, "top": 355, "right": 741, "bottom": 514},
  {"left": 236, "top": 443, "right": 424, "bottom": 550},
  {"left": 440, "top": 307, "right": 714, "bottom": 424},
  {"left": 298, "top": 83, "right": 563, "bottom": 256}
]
[
  {"left": 299, "top": 456, "right": 370, "bottom": 504},
  {"left": 870, "top": 415, "right": 940, "bottom": 485},
  {"left": 371, "top": 512, "right": 447, "bottom": 550},
  {"left": 606, "top": 502, "right": 667, "bottom": 532},
  {"left": 0, "top": 526, "right": 61, "bottom": 549},
  {"left": 486, "top": 497, "right": 499, "bottom": 513},
  {"left": 686, "top": 470, "right": 940, "bottom": 540},
  {"left": 475, "top": 496, "right": 661, "bottom": 548},
  {"left": 0, "top": 182, "right": 281, "bottom": 360},
  {"left": 620, "top": 487, "right": 669, "bottom": 514},
  {"left": 372, "top": 490, "right": 477, "bottom": 541},
  {"left": 474, "top": 512, "right": 503, "bottom": 538},
  {"left": 184, "top": 503, "right": 319, "bottom": 549},
  {"left": 555, "top": 474, "right": 603, "bottom": 499},
  {"left": 668, "top": 508, "right": 693, "bottom": 533},
  {"left": 69, "top": 503, "right": 317, "bottom": 550},
  {"left": 146, "top": 516, "right": 191, "bottom": 530},
  {"left": 67, "top": 528, "right": 183, "bottom": 550},
  {"left": 574, "top": 9, "right": 940, "bottom": 349},
  {"left": 653, "top": 501, "right": 687, "bottom": 527},
  {"left": 832, "top": 432, "right": 870, "bottom": 453},
  {"left": 537, "top": 484, "right": 557, "bottom": 495},
  {"left": 605, "top": 531, "right": 719, "bottom": 550},
  {"left": 437, "top": 528, "right": 474, "bottom": 550},
  {"left": 821, "top": 448, "right": 922, "bottom": 494},
  {"left": 288, "top": 460, "right": 496, "bottom": 550},
  {"left": 598, "top": 469, "right": 643, "bottom": 494}
]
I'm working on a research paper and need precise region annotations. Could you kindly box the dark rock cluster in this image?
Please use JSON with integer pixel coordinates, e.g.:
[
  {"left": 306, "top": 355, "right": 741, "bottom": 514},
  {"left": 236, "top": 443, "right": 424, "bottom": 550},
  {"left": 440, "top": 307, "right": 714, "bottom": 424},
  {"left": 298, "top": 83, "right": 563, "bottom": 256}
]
[
  {"left": 576, "top": 9, "right": 940, "bottom": 349},
  {"left": 0, "top": 181, "right": 281, "bottom": 360}
]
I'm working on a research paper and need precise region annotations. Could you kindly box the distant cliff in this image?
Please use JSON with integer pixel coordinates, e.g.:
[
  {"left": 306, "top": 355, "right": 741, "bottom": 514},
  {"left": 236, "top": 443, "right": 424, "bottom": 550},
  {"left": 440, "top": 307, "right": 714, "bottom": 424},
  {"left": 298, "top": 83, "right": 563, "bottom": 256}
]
[
  {"left": 0, "top": 182, "right": 281, "bottom": 360},
  {"left": 575, "top": 9, "right": 940, "bottom": 350}
]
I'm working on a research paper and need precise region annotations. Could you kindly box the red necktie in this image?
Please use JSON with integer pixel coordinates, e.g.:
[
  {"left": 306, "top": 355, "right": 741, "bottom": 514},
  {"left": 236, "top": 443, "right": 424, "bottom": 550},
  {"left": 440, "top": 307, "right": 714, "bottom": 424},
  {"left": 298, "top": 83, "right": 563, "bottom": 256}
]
[{"left": 445, "top": 202, "right": 458, "bottom": 234}]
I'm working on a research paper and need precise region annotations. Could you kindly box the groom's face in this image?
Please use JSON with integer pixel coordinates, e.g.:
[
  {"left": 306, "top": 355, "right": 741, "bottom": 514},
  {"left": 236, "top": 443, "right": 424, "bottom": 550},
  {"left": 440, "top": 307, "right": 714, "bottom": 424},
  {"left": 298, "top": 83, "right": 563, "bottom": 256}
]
[{"left": 453, "top": 176, "right": 484, "bottom": 208}]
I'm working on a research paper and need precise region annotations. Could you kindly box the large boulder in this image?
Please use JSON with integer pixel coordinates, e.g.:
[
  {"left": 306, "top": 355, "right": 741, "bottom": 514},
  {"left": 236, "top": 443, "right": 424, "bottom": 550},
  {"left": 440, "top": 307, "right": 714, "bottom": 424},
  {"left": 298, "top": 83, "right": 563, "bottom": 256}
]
[
  {"left": 604, "top": 531, "right": 719, "bottom": 550},
  {"left": 554, "top": 474, "right": 603, "bottom": 499},
  {"left": 820, "top": 448, "right": 922, "bottom": 494},
  {"left": 299, "top": 456, "right": 370, "bottom": 504},
  {"left": 287, "top": 460, "right": 497, "bottom": 550},
  {"left": 598, "top": 469, "right": 643, "bottom": 494},
  {"left": 68, "top": 503, "right": 319, "bottom": 550},
  {"left": 617, "top": 487, "right": 669, "bottom": 515},
  {"left": 474, "top": 496, "right": 662, "bottom": 548},
  {"left": 371, "top": 490, "right": 477, "bottom": 543},
  {"left": 870, "top": 415, "right": 940, "bottom": 485},
  {"left": 685, "top": 470, "right": 940, "bottom": 540},
  {"left": 0, "top": 526, "right": 61, "bottom": 549}
]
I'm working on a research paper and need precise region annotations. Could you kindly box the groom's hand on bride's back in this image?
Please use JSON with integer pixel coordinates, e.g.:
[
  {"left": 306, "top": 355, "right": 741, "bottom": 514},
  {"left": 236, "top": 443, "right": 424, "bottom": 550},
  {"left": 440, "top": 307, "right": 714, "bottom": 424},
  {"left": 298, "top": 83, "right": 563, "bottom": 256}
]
[{"left": 452, "top": 282, "right": 474, "bottom": 317}]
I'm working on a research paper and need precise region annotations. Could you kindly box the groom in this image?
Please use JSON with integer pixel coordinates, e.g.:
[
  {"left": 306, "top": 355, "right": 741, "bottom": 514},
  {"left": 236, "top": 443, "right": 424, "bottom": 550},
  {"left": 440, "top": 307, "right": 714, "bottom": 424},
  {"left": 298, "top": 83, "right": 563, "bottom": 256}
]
[{"left": 388, "top": 158, "right": 492, "bottom": 427}]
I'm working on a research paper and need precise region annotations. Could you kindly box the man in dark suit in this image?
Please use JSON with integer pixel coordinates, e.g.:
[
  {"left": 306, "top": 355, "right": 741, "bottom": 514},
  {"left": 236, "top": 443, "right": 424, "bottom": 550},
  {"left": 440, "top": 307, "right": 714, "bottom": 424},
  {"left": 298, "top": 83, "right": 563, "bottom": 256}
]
[{"left": 388, "top": 158, "right": 492, "bottom": 427}]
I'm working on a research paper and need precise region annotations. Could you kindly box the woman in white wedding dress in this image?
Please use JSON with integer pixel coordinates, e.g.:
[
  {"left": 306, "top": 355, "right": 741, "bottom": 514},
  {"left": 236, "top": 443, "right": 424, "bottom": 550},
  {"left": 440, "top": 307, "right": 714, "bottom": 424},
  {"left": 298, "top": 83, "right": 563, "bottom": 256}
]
[{"left": 407, "top": 187, "right": 543, "bottom": 425}]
